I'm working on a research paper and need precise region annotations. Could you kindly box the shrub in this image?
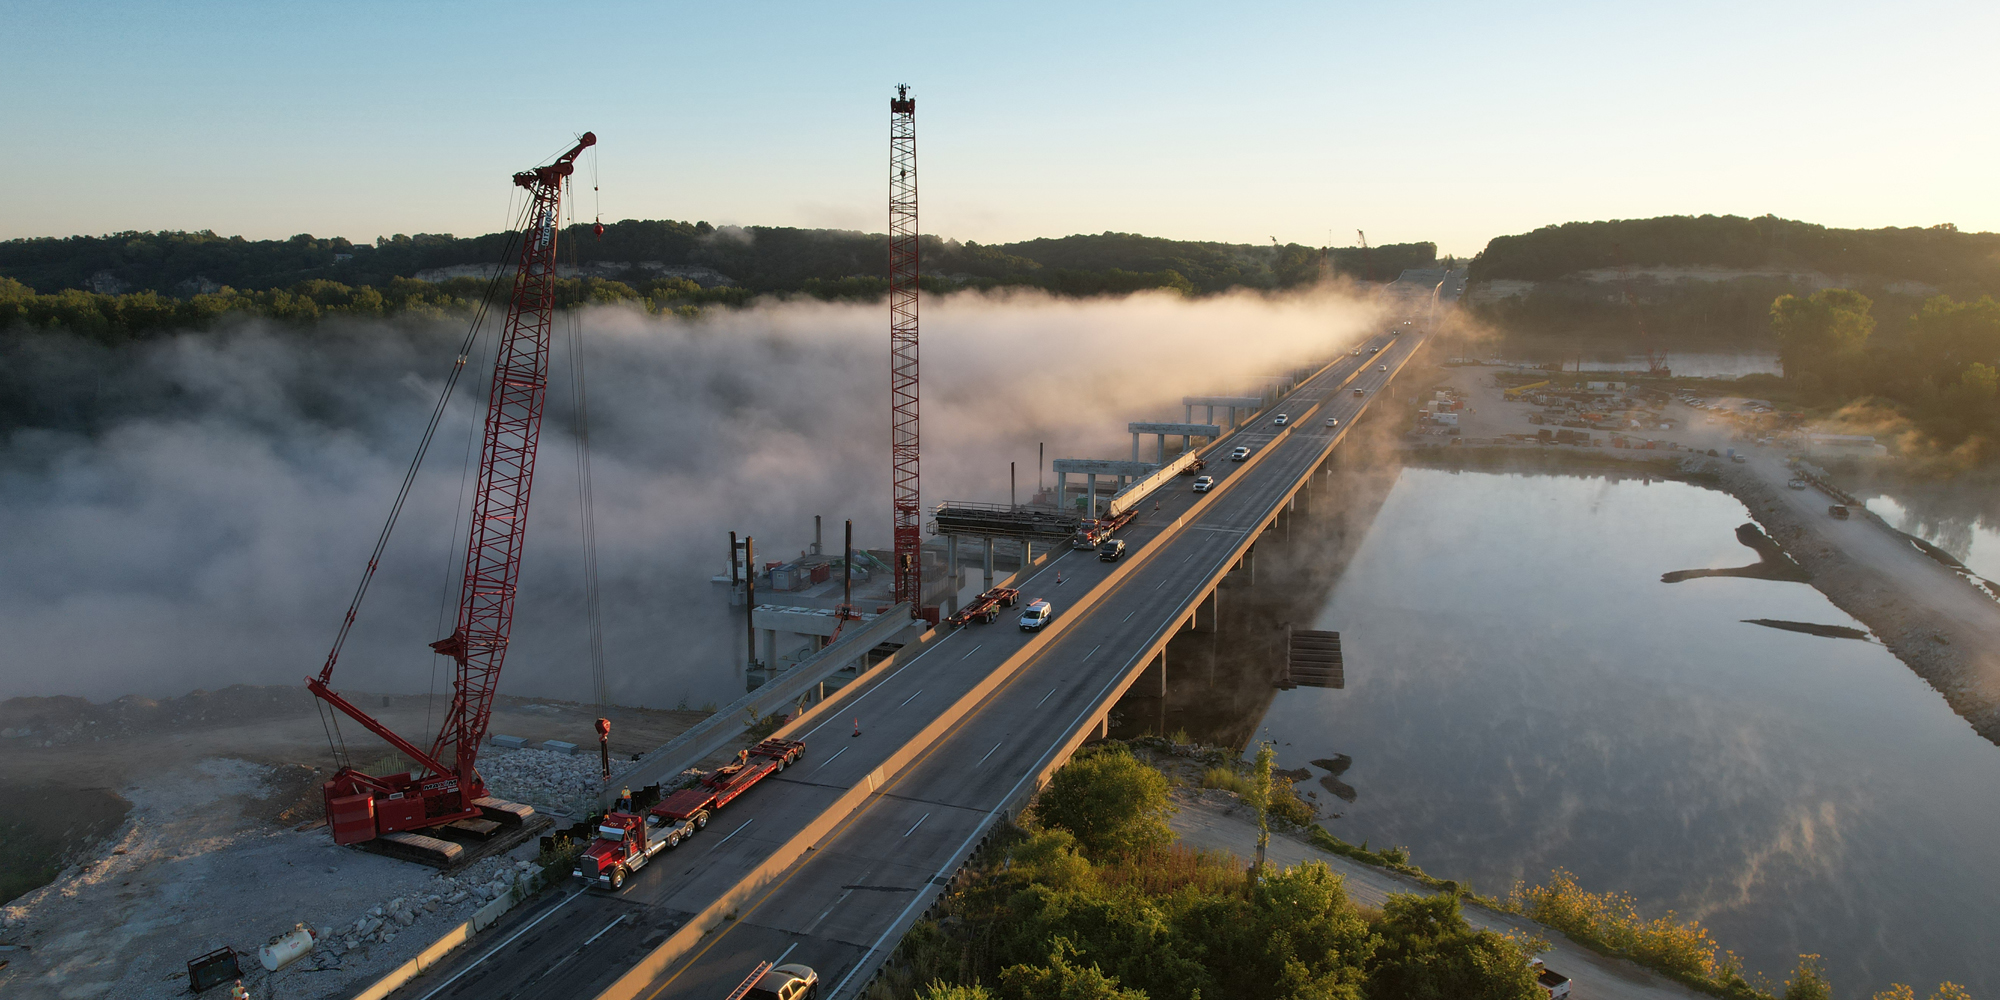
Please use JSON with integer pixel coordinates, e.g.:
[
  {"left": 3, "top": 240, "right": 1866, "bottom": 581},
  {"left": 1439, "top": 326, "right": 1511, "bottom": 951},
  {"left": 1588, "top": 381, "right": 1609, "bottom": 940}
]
[
  {"left": 1033, "top": 747, "right": 1173, "bottom": 859},
  {"left": 1200, "top": 767, "right": 1255, "bottom": 795}
]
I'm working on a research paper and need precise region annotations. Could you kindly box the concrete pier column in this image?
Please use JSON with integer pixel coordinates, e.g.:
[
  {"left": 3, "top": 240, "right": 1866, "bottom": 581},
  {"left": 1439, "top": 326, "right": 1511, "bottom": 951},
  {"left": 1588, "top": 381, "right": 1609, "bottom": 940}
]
[
  {"left": 983, "top": 537, "right": 995, "bottom": 590},
  {"left": 1206, "top": 405, "right": 1214, "bottom": 425},
  {"left": 762, "top": 629, "right": 777, "bottom": 670},
  {"left": 1157, "top": 434, "right": 1167, "bottom": 463},
  {"left": 946, "top": 535, "right": 960, "bottom": 615},
  {"left": 1023, "top": 539, "right": 1033, "bottom": 565},
  {"left": 1056, "top": 471, "right": 1068, "bottom": 510},
  {"left": 1156, "top": 649, "right": 1167, "bottom": 696},
  {"left": 1246, "top": 544, "right": 1256, "bottom": 585},
  {"left": 1087, "top": 474, "right": 1098, "bottom": 518},
  {"left": 1185, "top": 403, "right": 1193, "bottom": 422},
  {"left": 1131, "top": 433, "right": 1140, "bottom": 462},
  {"left": 1098, "top": 715, "right": 1109, "bottom": 739},
  {"left": 1198, "top": 587, "right": 1219, "bottom": 632}
]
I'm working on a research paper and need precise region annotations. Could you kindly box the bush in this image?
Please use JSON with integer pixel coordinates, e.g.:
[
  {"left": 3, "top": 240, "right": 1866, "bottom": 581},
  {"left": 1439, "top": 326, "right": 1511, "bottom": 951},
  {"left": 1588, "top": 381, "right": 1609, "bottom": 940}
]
[
  {"left": 1201, "top": 767, "right": 1255, "bottom": 795},
  {"left": 1033, "top": 747, "right": 1173, "bottom": 859}
]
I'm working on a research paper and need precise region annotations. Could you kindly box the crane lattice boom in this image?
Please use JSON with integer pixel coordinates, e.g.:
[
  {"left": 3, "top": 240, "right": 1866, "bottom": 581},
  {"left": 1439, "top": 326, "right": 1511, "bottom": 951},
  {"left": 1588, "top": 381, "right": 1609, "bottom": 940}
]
[{"left": 889, "top": 86, "right": 922, "bottom": 613}]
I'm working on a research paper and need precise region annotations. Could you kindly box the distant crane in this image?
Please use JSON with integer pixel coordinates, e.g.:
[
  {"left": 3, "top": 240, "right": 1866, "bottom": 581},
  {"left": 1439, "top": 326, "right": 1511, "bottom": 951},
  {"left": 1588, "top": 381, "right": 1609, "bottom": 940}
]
[
  {"left": 1357, "top": 230, "right": 1376, "bottom": 282},
  {"left": 307, "top": 132, "right": 596, "bottom": 852},
  {"left": 889, "top": 85, "right": 922, "bottom": 615}
]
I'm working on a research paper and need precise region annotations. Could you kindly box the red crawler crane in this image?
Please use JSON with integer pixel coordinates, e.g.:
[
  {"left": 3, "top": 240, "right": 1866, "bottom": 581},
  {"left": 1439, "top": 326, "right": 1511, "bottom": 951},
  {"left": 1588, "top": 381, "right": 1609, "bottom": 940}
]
[
  {"left": 307, "top": 132, "right": 596, "bottom": 849},
  {"left": 889, "top": 85, "right": 922, "bottom": 616}
]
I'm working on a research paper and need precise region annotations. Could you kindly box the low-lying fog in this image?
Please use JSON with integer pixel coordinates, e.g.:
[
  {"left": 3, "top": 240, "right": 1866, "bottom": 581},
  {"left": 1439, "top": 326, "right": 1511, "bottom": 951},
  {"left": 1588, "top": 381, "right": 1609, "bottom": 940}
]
[{"left": 0, "top": 288, "right": 1380, "bottom": 708}]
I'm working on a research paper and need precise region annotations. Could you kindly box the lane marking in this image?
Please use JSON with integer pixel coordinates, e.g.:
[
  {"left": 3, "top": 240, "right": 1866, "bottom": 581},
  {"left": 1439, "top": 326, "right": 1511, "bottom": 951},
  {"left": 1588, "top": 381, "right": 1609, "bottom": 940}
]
[
  {"left": 773, "top": 941, "right": 800, "bottom": 966},
  {"left": 803, "top": 889, "right": 855, "bottom": 935},
  {"left": 898, "top": 688, "right": 925, "bottom": 708},
  {"left": 1036, "top": 687, "right": 1057, "bottom": 707},
  {"left": 903, "top": 813, "right": 930, "bottom": 838},
  {"left": 959, "top": 644, "right": 982, "bottom": 660},
  {"left": 582, "top": 913, "right": 628, "bottom": 947},
  {"left": 1122, "top": 611, "right": 1134, "bottom": 622},
  {"left": 809, "top": 745, "right": 849, "bottom": 774},
  {"left": 412, "top": 889, "right": 584, "bottom": 1000},
  {"left": 706, "top": 819, "right": 752, "bottom": 853},
  {"left": 976, "top": 741, "right": 1004, "bottom": 767},
  {"left": 1082, "top": 644, "right": 1101, "bottom": 661}
]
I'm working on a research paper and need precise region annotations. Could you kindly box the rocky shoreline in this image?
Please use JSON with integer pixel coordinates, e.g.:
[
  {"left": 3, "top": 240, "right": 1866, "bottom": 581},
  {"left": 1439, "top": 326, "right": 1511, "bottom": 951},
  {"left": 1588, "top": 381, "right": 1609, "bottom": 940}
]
[{"left": 1713, "top": 461, "right": 2000, "bottom": 746}]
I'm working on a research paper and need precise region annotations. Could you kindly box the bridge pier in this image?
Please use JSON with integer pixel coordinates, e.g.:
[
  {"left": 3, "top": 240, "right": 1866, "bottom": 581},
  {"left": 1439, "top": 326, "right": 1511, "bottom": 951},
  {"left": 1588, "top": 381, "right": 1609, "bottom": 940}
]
[
  {"left": 983, "top": 537, "right": 994, "bottom": 590},
  {"left": 946, "top": 535, "right": 960, "bottom": 615},
  {"left": 1195, "top": 587, "right": 1219, "bottom": 632}
]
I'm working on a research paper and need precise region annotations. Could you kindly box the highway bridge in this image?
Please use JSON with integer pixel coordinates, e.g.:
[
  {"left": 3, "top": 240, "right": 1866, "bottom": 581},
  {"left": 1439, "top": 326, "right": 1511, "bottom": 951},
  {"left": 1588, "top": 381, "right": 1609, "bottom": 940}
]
[{"left": 383, "top": 330, "right": 1427, "bottom": 1000}]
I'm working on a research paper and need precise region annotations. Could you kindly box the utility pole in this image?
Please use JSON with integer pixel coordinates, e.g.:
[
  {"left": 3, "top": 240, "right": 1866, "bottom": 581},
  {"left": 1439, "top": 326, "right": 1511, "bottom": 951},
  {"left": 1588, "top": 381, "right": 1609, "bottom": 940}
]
[
  {"left": 1010, "top": 461, "right": 1016, "bottom": 508},
  {"left": 744, "top": 535, "right": 756, "bottom": 669},
  {"left": 888, "top": 84, "right": 922, "bottom": 616}
]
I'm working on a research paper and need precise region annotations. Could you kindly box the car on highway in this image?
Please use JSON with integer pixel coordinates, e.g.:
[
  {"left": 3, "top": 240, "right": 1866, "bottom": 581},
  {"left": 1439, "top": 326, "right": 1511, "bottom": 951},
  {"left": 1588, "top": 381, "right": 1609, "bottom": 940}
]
[
  {"left": 1323, "top": 416, "right": 1339, "bottom": 427},
  {"left": 742, "top": 963, "right": 821, "bottom": 1000},
  {"left": 1377, "top": 364, "right": 1388, "bottom": 372},
  {"left": 1096, "top": 538, "right": 1126, "bottom": 561},
  {"left": 1353, "top": 388, "right": 1363, "bottom": 397},
  {"left": 1019, "top": 599, "right": 1054, "bottom": 631},
  {"left": 1191, "top": 474, "right": 1214, "bottom": 493},
  {"left": 1272, "top": 413, "right": 1289, "bottom": 426},
  {"left": 1229, "top": 446, "right": 1250, "bottom": 461}
]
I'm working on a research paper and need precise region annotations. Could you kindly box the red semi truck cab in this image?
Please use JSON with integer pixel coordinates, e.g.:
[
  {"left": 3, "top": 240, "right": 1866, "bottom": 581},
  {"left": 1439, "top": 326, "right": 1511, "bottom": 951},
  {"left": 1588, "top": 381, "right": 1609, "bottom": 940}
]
[
  {"left": 575, "top": 811, "right": 662, "bottom": 889},
  {"left": 575, "top": 738, "right": 805, "bottom": 890}
]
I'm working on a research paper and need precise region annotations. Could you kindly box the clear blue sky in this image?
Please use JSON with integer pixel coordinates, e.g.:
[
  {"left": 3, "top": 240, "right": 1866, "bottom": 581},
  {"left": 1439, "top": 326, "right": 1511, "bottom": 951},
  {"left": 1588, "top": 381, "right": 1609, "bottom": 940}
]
[{"left": 4, "top": 0, "right": 1993, "bottom": 256}]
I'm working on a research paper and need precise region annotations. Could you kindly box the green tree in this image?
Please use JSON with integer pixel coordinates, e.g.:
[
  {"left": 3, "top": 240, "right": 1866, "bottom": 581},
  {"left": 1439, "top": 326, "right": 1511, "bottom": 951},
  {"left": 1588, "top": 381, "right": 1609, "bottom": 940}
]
[
  {"left": 1769, "top": 288, "right": 1876, "bottom": 383},
  {"left": 999, "top": 951, "right": 1149, "bottom": 1000},
  {"left": 1248, "top": 742, "right": 1275, "bottom": 874},
  {"left": 1365, "top": 894, "right": 1538, "bottom": 1000},
  {"left": 918, "top": 982, "right": 996, "bottom": 1000},
  {"left": 1033, "top": 747, "right": 1173, "bottom": 859}
]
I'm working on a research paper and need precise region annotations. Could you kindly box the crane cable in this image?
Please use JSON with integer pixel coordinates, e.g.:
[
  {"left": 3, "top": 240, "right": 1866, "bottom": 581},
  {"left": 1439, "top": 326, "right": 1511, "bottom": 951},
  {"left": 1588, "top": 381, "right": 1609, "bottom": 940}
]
[
  {"left": 562, "top": 165, "right": 610, "bottom": 714},
  {"left": 314, "top": 196, "right": 533, "bottom": 769}
]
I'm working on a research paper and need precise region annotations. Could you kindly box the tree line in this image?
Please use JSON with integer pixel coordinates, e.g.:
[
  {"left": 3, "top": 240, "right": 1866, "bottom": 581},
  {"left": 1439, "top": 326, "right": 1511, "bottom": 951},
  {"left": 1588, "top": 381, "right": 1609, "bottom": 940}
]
[
  {"left": 1469, "top": 215, "right": 2000, "bottom": 294},
  {"left": 1770, "top": 290, "right": 2000, "bottom": 453},
  {"left": 0, "top": 221, "right": 1438, "bottom": 304}
]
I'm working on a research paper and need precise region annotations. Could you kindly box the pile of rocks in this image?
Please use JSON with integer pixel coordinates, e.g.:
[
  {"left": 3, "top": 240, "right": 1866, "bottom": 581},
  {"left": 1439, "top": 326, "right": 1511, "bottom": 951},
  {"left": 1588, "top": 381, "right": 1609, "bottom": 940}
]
[
  {"left": 304, "top": 859, "right": 540, "bottom": 971},
  {"left": 479, "top": 746, "right": 636, "bottom": 814}
]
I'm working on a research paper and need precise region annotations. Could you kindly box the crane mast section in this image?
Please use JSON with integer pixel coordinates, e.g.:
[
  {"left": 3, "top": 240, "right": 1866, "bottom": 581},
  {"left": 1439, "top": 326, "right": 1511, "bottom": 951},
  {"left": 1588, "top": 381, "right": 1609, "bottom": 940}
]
[{"left": 889, "top": 88, "right": 922, "bottom": 612}]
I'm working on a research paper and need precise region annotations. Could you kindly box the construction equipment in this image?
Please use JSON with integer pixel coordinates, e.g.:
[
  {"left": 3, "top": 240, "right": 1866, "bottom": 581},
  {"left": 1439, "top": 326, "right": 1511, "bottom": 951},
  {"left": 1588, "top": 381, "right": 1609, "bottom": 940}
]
[
  {"left": 1357, "top": 230, "right": 1375, "bottom": 282},
  {"left": 305, "top": 132, "right": 596, "bottom": 856},
  {"left": 1071, "top": 508, "right": 1136, "bottom": 550},
  {"left": 944, "top": 586, "right": 1020, "bottom": 628},
  {"left": 648, "top": 739, "right": 805, "bottom": 840},
  {"left": 889, "top": 85, "right": 922, "bottom": 615}
]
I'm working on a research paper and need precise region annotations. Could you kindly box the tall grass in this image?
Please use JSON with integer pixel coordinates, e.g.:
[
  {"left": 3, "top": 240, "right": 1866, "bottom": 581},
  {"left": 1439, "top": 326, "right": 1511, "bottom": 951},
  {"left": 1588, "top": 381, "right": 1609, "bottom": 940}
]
[{"left": 1506, "top": 869, "right": 1762, "bottom": 999}]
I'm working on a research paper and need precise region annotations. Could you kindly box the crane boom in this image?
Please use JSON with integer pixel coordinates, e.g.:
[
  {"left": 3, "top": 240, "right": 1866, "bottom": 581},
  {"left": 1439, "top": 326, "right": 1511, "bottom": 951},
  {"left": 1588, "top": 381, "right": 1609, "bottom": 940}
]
[{"left": 308, "top": 132, "right": 595, "bottom": 847}]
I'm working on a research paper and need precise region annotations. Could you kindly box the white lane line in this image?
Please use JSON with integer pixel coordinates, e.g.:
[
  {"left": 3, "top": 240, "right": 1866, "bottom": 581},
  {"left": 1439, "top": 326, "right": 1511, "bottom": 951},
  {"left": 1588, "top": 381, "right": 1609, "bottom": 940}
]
[
  {"left": 898, "top": 688, "right": 925, "bottom": 707},
  {"left": 774, "top": 941, "right": 800, "bottom": 965},
  {"left": 413, "top": 890, "right": 584, "bottom": 1000},
  {"left": 1036, "top": 687, "right": 1057, "bottom": 707},
  {"left": 1122, "top": 611, "right": 1134, "bottom": 622},
  {"left": 803, "top": 889, "right": 855, "bottom": 934},
  {"left": 1082, "top": 644, "right": 1101, "bottom": 661},
  {"left": 581, "top": 913, "right": 628, "bottom": 947},
  {"left": 798, "top": 629, "right": 962, "bottom": 739},
  {"left": 706, "top": 819, "right": 753, "bottom": 853},
  {"left": 903, "top": 813, "right": 930, "bottom": 838},
  {"left": 977, "top": 741, "right": 1004, "bottom": 767},
  {"left": 809, "top": 745, "right": 849, "bottom": 774},
  {"left": 1155, "top": 579, "right": 1168, "bottom": 589},
  {"left": 1182, "top": 553, "right": 1192, "bottom": 562},
  {"left": 960, "top": 644, "right": 983, "bottom": 660}
]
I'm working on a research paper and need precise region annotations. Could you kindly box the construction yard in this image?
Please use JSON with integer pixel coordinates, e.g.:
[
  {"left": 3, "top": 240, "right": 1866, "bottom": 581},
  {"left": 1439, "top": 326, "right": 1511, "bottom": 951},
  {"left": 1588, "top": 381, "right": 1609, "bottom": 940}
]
[{"left": 0, "top": 686, "right": 715, "bottom": 999}]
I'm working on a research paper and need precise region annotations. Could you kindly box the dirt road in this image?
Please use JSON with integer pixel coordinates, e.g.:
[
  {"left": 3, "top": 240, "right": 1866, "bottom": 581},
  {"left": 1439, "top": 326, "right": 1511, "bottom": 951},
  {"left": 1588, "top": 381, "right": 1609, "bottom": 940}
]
[{"left": 1169, "top": 793, "right": 1705, "bottom": 1000}]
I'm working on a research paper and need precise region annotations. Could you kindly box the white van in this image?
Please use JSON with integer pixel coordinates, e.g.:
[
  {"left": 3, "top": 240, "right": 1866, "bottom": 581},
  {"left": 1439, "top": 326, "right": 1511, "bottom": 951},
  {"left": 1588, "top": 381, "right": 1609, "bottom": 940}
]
[{"left": 1019, "top": 600, "right": 1054, "bottom": 631}]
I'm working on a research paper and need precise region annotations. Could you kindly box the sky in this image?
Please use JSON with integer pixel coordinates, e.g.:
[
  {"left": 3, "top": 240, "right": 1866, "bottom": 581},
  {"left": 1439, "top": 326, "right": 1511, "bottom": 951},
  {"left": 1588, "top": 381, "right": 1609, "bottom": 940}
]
[{"left": 3, "top": 0, "right": 1995, "bottom": 257}]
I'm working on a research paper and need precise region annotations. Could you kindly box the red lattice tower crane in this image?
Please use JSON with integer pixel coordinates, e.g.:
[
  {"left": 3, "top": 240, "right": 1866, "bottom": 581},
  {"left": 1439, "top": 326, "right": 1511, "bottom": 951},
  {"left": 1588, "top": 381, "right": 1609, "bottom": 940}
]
[
  {"left": 889, "top": 85, "right": 922, "bottom": 614},
  {"left": 307, "top": 132, "right": 595, "bottom": 847}
]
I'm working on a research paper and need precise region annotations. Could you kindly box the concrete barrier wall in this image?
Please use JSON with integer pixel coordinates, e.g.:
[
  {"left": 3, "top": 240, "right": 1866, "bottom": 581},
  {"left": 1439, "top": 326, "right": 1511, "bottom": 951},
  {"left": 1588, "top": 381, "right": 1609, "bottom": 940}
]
[
  {"left": 349, "top": 865, "right": 547, "bottom": 1000},
  {"left": 602, "top": 608, "right": 921, "bottom": 808}
]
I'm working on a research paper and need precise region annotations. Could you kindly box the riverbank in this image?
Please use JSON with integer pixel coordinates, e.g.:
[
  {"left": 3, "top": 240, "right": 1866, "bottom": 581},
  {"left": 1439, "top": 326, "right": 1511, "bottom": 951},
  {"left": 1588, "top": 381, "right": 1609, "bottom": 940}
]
[{"left": 1400, "top": 363, "right": 2000, "bottom": 747}]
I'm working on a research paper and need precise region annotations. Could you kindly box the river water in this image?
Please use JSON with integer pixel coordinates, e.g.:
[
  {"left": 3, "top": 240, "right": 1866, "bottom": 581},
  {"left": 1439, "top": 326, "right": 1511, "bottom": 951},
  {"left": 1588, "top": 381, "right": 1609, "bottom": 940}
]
[{"left": 1238, "top": 467, "right": 1998, "bottom": 996}]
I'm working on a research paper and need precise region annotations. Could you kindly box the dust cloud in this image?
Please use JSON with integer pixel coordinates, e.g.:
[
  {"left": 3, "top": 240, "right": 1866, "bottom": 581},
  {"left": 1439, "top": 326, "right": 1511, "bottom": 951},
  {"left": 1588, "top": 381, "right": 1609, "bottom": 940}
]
[{"left": 0, "top": 287, "right": 1383, "bottom": 709}]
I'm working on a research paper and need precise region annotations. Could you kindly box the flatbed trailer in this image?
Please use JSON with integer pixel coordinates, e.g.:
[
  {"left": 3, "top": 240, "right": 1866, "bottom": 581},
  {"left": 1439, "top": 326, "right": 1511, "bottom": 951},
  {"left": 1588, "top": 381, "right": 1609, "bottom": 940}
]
[
  {"left": 1070, "top": 509, "right": 1136, "bottom": 549},
  {"left": 944, "top": 586, "right": 1020, "bottom": 627},
  {"left": 574, "top": 738, "right": 804, "bottom": 890}
]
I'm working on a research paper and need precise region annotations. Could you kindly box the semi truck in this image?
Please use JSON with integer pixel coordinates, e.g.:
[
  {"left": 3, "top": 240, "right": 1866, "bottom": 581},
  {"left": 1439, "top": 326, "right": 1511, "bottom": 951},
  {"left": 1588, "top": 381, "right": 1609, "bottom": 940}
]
[
  {"left": 574, "top": 738, "right": 805, "bottom": 889},
  {"left": 944, "top": 586, "right": 1020, "bottom": 627}
]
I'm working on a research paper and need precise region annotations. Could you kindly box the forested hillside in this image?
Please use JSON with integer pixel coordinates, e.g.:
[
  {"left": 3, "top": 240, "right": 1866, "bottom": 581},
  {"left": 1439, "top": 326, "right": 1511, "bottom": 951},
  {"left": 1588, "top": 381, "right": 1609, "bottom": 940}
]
[
  {"left": 0, "top": 222, "right": 1434, "bottom": 299},
  {"left": 1470, "top": 214, "right": 2000, "bottom": 293}
]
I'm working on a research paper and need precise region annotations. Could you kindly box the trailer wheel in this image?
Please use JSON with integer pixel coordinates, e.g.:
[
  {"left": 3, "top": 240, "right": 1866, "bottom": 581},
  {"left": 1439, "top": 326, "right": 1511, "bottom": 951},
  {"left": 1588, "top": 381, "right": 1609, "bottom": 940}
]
[
  {"left": 776, "top": 756, "right": 786, "bottom": 772},
  {"left": 611, "top": 866, "right": 625, "bottom": 890},
  {"left": 695, "top": 811, "right": 709, "bottom": 829}
]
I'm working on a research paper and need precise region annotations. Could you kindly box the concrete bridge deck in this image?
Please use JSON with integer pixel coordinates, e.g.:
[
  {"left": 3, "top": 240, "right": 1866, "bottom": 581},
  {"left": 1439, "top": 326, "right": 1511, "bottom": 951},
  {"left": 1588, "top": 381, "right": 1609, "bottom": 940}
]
[{"left": 382, "top": 332, "right": 1425, "bottom": 1000}]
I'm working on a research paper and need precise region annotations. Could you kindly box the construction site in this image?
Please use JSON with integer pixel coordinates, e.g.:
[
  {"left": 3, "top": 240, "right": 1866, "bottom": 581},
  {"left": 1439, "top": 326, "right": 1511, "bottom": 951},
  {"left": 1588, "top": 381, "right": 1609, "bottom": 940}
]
[{"left": 0, "top": 88, "right": 1434, "bottom": 1000}]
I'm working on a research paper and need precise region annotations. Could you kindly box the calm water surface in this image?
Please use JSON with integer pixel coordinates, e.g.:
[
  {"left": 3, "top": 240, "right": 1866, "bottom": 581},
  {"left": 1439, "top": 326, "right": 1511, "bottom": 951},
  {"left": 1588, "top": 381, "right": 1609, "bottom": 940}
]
[
  {"left": 1256, "top": 468, "right": 1999, "bottom": 996},
  {"left": 1864, "top": 493, "right": 2000, "bottom": 583}
]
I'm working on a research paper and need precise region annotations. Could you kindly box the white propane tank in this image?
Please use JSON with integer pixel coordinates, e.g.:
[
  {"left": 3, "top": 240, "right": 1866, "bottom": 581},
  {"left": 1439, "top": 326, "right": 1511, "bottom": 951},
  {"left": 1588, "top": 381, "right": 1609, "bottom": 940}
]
[{"left": 259, "top": 923, "right": 315, "bottom": 972}]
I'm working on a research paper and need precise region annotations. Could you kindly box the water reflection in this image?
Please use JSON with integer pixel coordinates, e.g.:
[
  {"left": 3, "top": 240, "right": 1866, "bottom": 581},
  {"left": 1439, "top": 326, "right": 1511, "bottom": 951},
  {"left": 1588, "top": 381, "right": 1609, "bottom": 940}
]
[{"left": 1128, "top": 461, "right": 2000, "bottom": 996}]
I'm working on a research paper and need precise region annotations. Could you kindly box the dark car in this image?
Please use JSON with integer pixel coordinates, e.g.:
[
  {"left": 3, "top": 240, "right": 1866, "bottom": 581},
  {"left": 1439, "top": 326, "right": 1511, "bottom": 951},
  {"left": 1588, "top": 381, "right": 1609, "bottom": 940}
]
[{"left": 1097, "top": 538, "right": 1126, "bottom": 561}]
